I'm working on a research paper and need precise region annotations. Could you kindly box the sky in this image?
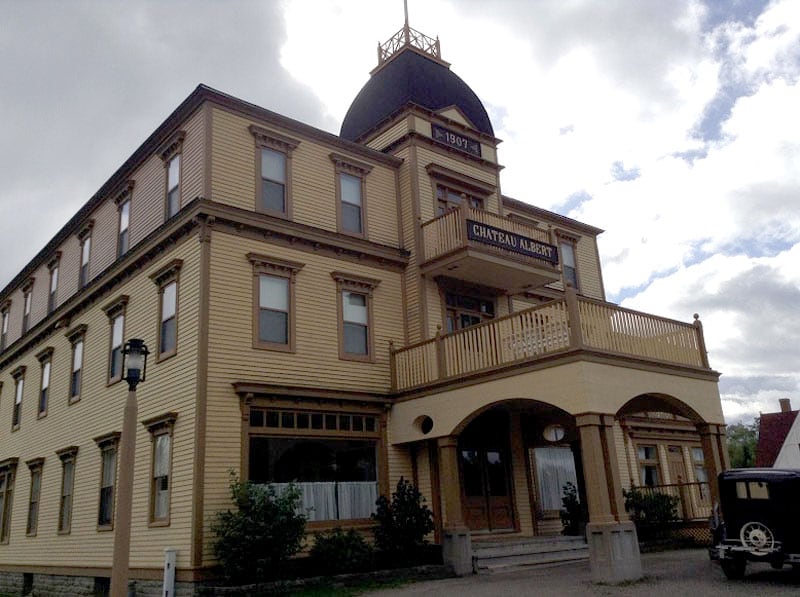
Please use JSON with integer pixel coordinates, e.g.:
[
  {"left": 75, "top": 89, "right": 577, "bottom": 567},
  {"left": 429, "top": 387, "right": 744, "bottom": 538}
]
[{"left": 1, "top": 0, "right": 799, "bottom": 425}]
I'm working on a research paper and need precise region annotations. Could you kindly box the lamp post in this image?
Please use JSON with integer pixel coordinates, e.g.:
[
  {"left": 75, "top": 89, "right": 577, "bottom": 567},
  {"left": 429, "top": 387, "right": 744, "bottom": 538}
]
[{"left": 111, "top": 339, "right": 148, "bottom": 597}]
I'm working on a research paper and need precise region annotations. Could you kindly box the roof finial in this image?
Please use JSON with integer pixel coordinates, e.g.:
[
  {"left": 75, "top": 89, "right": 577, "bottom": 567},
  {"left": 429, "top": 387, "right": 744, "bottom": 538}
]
[{"left": 404, "top": 0, "right": 409, "bottom": 28}]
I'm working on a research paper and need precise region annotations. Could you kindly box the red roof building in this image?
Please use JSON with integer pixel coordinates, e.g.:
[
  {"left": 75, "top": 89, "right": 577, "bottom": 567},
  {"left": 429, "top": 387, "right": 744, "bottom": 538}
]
[{"left": 755, "top": 399, "right": 798, "bottom": 467}]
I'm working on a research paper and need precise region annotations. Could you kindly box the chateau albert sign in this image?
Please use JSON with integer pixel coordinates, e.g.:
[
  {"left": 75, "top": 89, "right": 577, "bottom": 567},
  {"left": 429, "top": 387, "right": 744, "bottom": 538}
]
[{"left": 467, "top": 220, "right": 559, "bottom": 264}]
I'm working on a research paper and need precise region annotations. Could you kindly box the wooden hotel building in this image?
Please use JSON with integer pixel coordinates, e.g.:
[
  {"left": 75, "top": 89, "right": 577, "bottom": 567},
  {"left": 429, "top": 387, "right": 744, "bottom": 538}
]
[{"left": 0, "top": 23, "right": 728, "bottom": 594}]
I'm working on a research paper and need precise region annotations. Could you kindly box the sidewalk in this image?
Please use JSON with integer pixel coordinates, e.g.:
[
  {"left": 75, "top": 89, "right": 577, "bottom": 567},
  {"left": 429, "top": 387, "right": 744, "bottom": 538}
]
[{"left": 363, "top": 549, "right": 800, "bottom": 596}]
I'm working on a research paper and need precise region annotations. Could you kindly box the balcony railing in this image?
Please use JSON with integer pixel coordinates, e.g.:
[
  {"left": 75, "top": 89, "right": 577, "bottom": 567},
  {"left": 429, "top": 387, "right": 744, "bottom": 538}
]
[
  {"left": 390, "top": 287, "right": 710, "bottom": 391},
  {"left": 633, "top": 482, "right": 712, "bottom": 521},
  {"left": 421, "top": 204, "right": 555, "bottom": 264}
]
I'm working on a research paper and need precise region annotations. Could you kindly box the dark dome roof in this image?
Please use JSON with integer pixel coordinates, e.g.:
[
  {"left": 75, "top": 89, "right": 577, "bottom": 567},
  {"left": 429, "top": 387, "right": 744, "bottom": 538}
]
[{"left": 340, "top": 49, "right": 494, "bottom": 142}]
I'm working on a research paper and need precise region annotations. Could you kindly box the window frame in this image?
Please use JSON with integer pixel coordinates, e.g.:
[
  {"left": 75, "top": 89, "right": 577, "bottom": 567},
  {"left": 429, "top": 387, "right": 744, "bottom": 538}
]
[
  {"left": 103, "top": 295, "right": 129, "bottom": 385},
  {"left": 25, "top": 458, "right": 44, "bottom": 537},
  {"left": 11, "top": 366, "right": 26, "bottom": 431},
  {"left": 48, "top": 253, "right": 61, "bottom": 314},
  {"left": 150, "top": 259, "right": 183, "bottom": 361},
  {"left": 330, "top": 153, "right": 372, "bottom": 238},
  {"left": 36, "top": 347, "right": 53, "bottom": 418},
  {"left": 143, "top": 412, "right": 178, "bottom": 526},
  {"left": 426, "top": 163, "right": 495, "bottom": 219},
  {"left": 331, "top": 272, "right": 380, "bottom": 362},
  {"left": 556, "top": 233, "right": 580, "bottom": 292},
  {"left": 115, "top": 181, "right": 134, "bottom": 259},
  {"left": 66, "top": 324, "right": 87, "bottom": 403},
  {"left": 247, "top": 254, "right": 304, "bottom": 352},
  {"left": 21, "top": 278, "right": 34, "bottom": 335},
  {"left": 249, "top": 125, "right": 299, "bottom": 218},
  {"left": 159, "top": 131, "right": 185, "bottom": 221},
  {"left": 94, "top": 432, "right": 120, "bottom": 531},
  {"left": 1, "top": 300, "right": 10, "bottom": 351},
  {"left": 636, "top": 444, "right": 661, "bottom": 487},
  {"left": 78, "top": 221, "right": 94, "bottom": 289},
  {"left": 56, "top": 446, "right": 78, "bottom": 535},
  {"left": 0, "top": 458, "right": 18, "bottom": 544}
]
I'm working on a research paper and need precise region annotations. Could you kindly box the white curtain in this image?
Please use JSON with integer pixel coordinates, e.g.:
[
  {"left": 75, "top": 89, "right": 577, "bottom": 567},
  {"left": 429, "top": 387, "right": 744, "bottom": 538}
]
[
  {"left": 271, "top": 481, "right": 377, "bottom": 521},
  {"left": 337, "top": 481, "right": 378, "bottom": 520},
  {"left": 535, "top": 446, "right": 578, "bottom": 511}
]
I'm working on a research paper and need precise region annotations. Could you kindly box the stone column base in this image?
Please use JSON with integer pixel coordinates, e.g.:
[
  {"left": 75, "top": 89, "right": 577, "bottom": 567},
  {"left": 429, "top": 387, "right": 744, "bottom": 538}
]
[
  {"left": 586, "top": 521, "right": 642, "bottom": 583},
  {"left": 442, "top": 526, "right": 472, "bottom": 576}
]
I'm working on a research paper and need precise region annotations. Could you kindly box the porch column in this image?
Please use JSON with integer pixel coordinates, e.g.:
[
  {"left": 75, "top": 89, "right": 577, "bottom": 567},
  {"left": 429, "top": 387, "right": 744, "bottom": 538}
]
[
  {"left": 698, "top": 423, "right": 728, "bottom": 507},
  {"left": 576, "top": 413, "right": 642, "bottom": 583},
  {"left": 437, "top": 436, "right": 472, "bottom": 575}
]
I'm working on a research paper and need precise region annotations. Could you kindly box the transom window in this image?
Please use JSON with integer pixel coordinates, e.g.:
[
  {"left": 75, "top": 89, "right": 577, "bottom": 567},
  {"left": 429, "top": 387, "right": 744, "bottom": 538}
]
[
  {"left": 445, "top": 291, "right": 495, "bottom": 333},
  {"left": 249, "top": 408, "right": 378, "bottom": 434}
]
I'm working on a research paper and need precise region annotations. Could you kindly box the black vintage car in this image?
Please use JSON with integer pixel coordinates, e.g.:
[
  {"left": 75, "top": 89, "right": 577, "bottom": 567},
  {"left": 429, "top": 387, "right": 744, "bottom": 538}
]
[{"left": 711, "top": 468, "right": 800, "bottom": 579}]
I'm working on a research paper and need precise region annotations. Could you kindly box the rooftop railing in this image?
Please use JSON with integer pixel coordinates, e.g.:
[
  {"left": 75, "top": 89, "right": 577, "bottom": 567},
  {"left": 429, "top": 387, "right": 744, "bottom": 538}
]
[{"left": 378, "top": 24, "right": 441, "bottom": 65}]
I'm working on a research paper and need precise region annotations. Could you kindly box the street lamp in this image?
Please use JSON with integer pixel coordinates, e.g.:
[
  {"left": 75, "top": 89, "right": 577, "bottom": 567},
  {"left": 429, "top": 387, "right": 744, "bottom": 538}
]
[{"left": 111, "top": 339, "right": 149, "bottom": 597}]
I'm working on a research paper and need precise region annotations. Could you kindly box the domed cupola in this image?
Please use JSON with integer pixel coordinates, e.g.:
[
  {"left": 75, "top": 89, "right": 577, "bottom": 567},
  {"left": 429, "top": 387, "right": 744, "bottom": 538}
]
[{"left": 340, "top": 22, "right": 494, "bottom": 143}]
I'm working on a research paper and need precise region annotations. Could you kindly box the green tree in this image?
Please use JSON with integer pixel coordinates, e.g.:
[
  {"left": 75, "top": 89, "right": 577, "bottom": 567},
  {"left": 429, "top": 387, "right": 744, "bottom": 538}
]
[{"left": 727, "top": 419, "right": 759, "bottom": 468}]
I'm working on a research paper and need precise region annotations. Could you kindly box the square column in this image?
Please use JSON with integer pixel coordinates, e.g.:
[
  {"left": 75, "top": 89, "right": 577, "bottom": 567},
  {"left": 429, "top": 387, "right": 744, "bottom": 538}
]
[
  {"left": 698, "top": 423, "right": 728, "bottom": 507},
  {"left": 437, "top": 436, "right": 472, "bottom": 576},
  {"left": 577, "top": 413, "right": 642, "bottom": 583}
]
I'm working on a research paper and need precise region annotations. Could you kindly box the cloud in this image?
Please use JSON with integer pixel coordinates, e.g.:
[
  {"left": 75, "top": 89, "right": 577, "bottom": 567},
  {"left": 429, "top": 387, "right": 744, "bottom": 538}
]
[{"left": 0, "top": 0, "right": 330, "bottom": 288}]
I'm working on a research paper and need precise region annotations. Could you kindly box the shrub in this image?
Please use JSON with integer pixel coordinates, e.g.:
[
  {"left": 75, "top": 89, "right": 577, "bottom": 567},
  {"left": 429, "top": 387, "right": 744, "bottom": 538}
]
[
  {"left": 372, "top": 477, "right": 435, "bottom": 560},
  {"left": 309, "top": 527, "right": 374, "bottom": 575},
  {"left": 623, "top": 487, "right": 680, "bottom": 525},
  {"left": 560, "top": 481, "right": 584, "bottom": 536},
  {"left": 211, "top": 475, "right": 307, "bottom": 582}
]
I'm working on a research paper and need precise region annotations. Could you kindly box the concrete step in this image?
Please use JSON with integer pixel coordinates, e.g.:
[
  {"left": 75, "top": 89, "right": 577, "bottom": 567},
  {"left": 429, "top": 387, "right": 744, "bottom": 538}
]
[{"left": 472, "top": 536, "right": 588, "bottom": 574}]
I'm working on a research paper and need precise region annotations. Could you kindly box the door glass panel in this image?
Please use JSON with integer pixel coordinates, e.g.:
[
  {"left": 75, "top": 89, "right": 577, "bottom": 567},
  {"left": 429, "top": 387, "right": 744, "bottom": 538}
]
[
  {"left": 461, "top": 450, "right": 483, "bottom": 497},
  {"left": 486, "top": 450, "right": 507, "bottom": 496}
]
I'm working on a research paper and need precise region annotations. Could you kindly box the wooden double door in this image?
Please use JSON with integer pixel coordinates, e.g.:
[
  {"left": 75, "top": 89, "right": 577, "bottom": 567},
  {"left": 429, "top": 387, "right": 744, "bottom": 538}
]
[{"left": 459, "top": 411, "right": 514, "bottom": 532}]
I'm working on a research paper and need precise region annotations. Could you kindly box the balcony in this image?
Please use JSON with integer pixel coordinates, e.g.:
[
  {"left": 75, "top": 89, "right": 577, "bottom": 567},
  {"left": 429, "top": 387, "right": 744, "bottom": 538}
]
[
  {"left": 390, "top": 288, "right": 711, "bottom": 392},
  {"left": 420, "top": 205, "right": 561, "bottom": 293}
]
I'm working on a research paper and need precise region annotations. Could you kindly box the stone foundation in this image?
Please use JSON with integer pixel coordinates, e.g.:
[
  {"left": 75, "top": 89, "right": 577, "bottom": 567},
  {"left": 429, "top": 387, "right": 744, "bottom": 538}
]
[
  {"left": 586, "top": 521, "right": 642, "bottom": 583},
  {"left": 0, "top": 572, "right": 199, "bottom": 597}
]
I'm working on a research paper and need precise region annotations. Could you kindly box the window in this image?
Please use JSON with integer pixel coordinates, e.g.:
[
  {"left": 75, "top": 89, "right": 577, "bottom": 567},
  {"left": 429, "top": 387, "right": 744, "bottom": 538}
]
[
  {"left": 12, "top": 366, "right": 25, "bottom": 430},
  {"left": 37, "top": 347, "right": 53, "bottom": 417},
  {"left": 331, "top": 153, "right": 372, "bottom": 237},
  {"left": 444, "top": 291, "right": 495, "bottom": 333},
  {"left": 159, "top": 130, "right": 185, "bottom": 220},
  {"left": 248, "top": 407, "right": 382, "bottom": 522},
  {"left": 118, "top": 200, "right": 130, "bottom": 257},
  {"left": 0, "top": 458, "right": 17, "bottom": 543},
  {"left": 250, "top": 126, "right": 299, "bottom": 216},
  {"left": 26, "top": 458, "right": 43, "bottom": 536},
  {"left": 149, "top": 259, "right": 182, "bottom": 359},
  {"left": 559, "top": 239, "right": 579, "bottom": 290},
  {"left": 143, "top": 412, "right": 177, "bottom": 525},
  {"left": 94, "top": 432, "right": 120, "bottom": 529},
  {"left": 166, "top": 155, "right": 180, "bottom": 218},
  {"left": 78, "top": 221, "right": 93, "bottom": 289},
  {"left": 637, "top": 445, "right": 660, "bottom": 486},
  {"left": 1, "top": 302, "right": 10, "bottom": 351},
  {"left": 48, "top": 253, "right": 61, "bottom": 314},
  {"left": 436, "top": 184, "right": 483, "bottom": 216},
  {"left": 332, "top": 272, "right": 379, "bottom": 361},
  {"left": 249, "top": 254, "right": 303, "bottom": 352},
  {"left": 66, "top": 325, "right": 87, "bottom": 402},
  {"left": 691, "top": 447, "right": 708, "bottom": 483},
  {"left": 103, "top": 296, "right": 128, "bottom": 383},
  {"left": 57, "top": 446, "right": 78, "bottom": 534},
  {"left": 21, "top": 280, "right": 33, "bottom": 335}
]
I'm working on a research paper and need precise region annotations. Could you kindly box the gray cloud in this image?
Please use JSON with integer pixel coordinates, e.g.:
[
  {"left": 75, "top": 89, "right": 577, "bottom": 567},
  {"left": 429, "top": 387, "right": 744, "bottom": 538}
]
[{"left": 0, "top": 0, "right": 331, "bottom": 288}]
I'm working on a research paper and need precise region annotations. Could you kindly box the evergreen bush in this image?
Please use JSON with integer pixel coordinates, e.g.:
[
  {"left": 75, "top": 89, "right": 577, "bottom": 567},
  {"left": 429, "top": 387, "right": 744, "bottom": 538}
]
[
  {"left": 309, "top": 527, "right": 374, "bottom": 575},
  {"left": 211, "top": 475, "right": 306, "bottom": 582},
  {"left": 372, "top": 477, "right": 435, "bottom": 562}
]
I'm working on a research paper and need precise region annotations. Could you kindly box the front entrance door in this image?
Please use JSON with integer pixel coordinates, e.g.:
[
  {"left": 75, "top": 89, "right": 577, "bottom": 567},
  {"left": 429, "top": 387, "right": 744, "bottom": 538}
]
[
  {"left": 459, "top": 410, "right": 514, "bottom": 531},
  {"left": 667, "top": 446, "right": 687, "bottom": 483}
]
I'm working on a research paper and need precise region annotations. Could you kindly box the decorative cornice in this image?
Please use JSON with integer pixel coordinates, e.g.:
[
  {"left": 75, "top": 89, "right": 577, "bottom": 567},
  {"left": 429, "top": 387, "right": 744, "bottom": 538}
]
[
  {"left": 149, "top": 259, "right": 184, "bottom": 287},
  {"left": 248, "top": 125, "right": 300, "bottom": 153},
  {"left": 142, "top": 411, "right": 178, "bottom": 432},
  {"left": 157, "top": 130, "right": 186, "bottom": 162},
  {"left": 114, "top": 180, "right": 136, "bottom": 206}
]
